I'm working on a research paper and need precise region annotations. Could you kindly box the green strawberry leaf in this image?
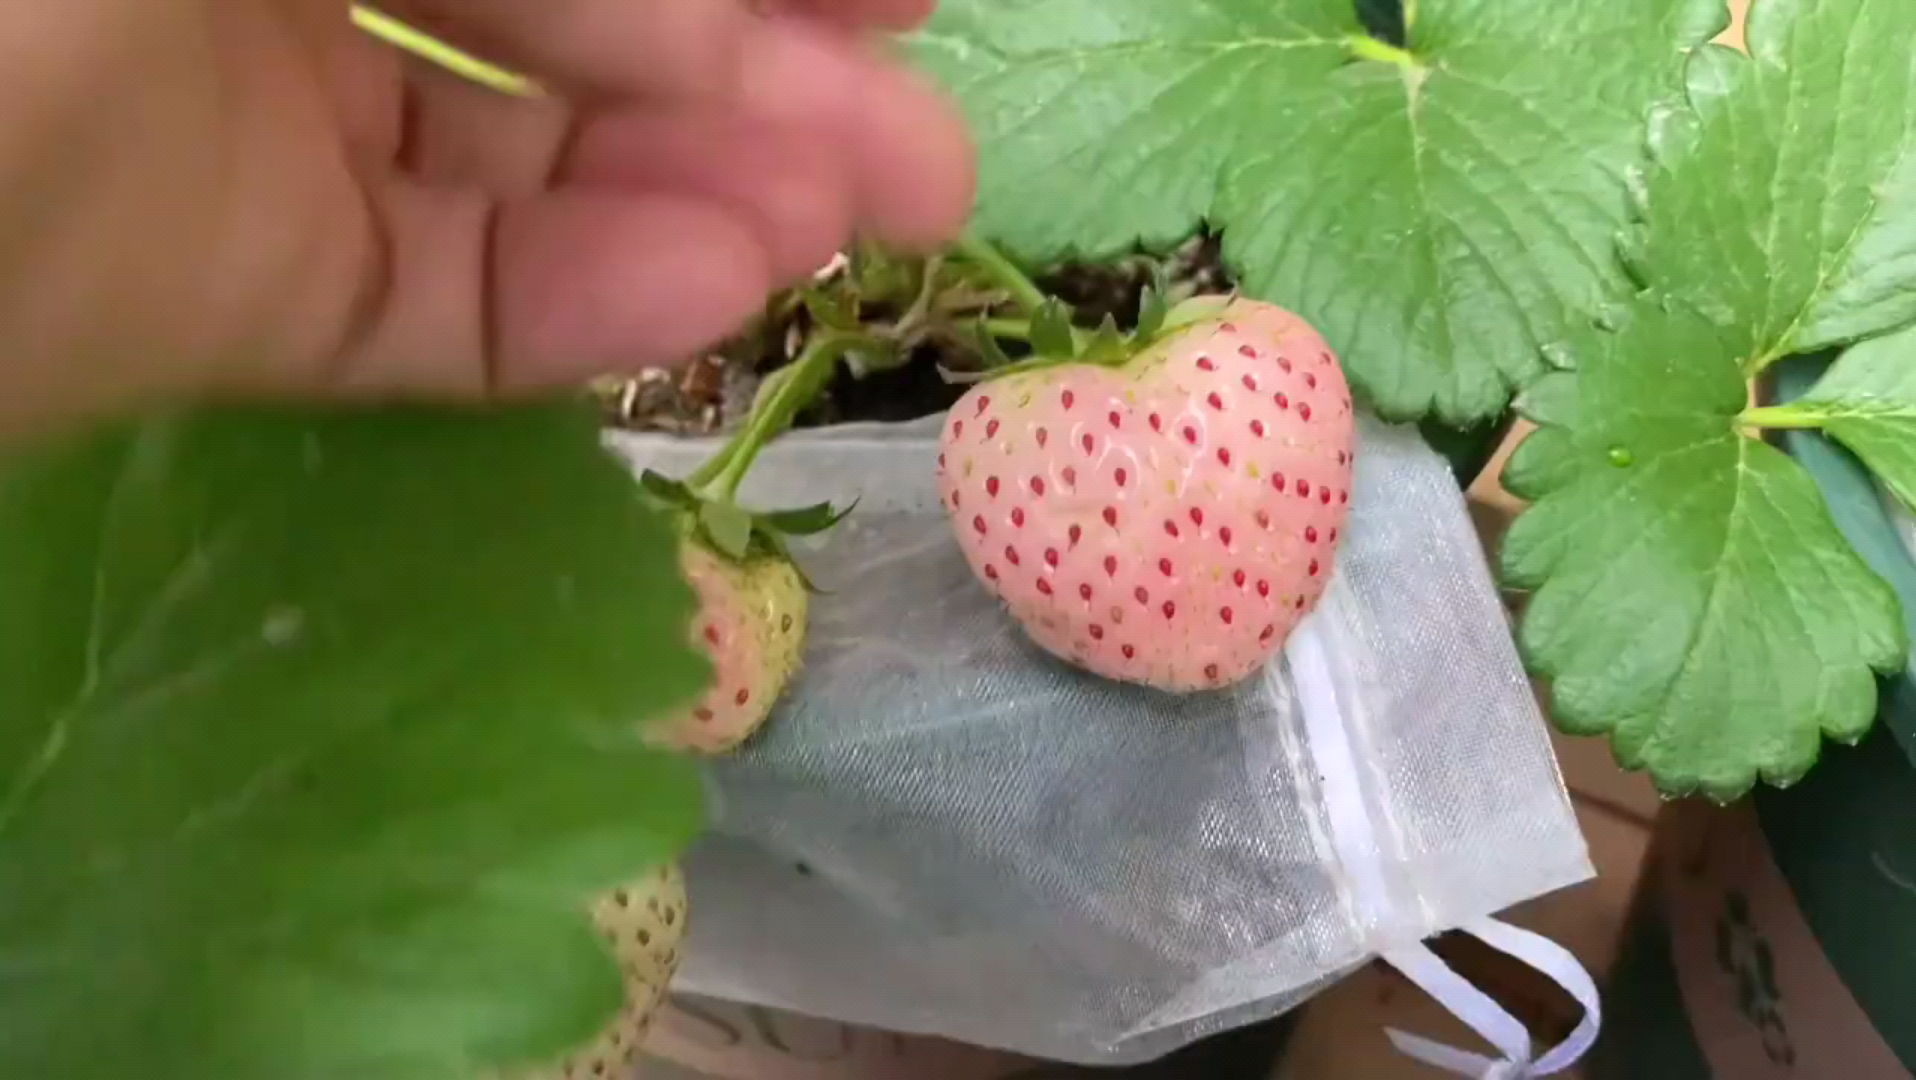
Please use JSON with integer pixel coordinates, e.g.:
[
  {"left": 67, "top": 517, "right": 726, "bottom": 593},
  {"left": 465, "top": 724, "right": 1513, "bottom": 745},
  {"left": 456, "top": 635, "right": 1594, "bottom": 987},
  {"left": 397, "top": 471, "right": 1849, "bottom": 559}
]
[
  {"left": 1625, "top": 0, "right": 1916, "bottom": 369},
  {"left": 1503, "top": 300, "right": 1907, "bottom": 800},
  {"left": 1505, "top": 0, "right": 1916, "bottom": 796},
  {"left": 1750, "top": 323, "right": 1916, "bottom": 511},
  {"left": 910, "top": 0, "right": 1724, "bottom": 424},
  {"left": 0, "top": 402, "right": 708, "bottom": 1080}
]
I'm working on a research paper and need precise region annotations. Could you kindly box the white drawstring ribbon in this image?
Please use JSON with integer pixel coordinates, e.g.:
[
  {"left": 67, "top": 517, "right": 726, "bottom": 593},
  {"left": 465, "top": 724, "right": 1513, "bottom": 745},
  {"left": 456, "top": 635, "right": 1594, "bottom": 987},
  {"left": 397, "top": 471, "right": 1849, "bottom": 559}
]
[{"left": 1285, "top": 620, "right": 1601, "bottom": 1080}]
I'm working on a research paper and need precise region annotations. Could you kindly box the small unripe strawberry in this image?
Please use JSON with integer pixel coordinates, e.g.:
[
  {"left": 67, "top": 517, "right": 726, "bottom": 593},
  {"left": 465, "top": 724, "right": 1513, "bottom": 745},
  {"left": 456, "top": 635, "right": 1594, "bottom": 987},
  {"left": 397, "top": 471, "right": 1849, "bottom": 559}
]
[
  {"left": 502, "top": 863, "right": 687, "bottom": 1080},
  {"left": 654, "top": 537, "right": 808, "bottom": 754}
]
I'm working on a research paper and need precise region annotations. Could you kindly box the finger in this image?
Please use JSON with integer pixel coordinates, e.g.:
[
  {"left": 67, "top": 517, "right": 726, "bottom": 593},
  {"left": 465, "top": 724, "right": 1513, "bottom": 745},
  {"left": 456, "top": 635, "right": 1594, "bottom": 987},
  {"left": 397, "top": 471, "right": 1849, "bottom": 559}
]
[
  {"left": 298, "top": 0, "right": 406, "bottom": 164},
  {"left": 736, "top": 18, "right": 973, "bottom": 251},
  {"left": 379, "top": 0, "right": 752, "bottom": 100},
  {"left": 322, "top": 182, "right": 773, "bottom": 398},
  {"left": 400, "top": 55, "right": 574, "bottom": 195},
  {"left": 562, "top": 108, "right": 853, "bottom": 286},
  {"left": 769, "top": 0, "right": 938, "bottom": 30}
]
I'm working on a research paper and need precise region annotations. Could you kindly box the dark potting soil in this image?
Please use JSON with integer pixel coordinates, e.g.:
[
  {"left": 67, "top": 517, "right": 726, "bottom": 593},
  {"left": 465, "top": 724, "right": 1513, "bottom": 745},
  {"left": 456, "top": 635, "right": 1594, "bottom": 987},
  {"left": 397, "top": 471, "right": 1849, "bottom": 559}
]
[{"left": 596, "top": 231, "right": 1233, "bottom": 436}]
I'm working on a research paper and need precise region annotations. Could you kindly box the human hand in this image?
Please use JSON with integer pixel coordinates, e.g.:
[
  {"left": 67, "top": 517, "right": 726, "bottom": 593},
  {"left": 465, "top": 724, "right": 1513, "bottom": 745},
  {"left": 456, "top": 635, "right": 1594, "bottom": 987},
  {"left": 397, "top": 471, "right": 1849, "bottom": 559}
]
[{"left": 0, "top": 0, "right": 973, "bottom": 439}]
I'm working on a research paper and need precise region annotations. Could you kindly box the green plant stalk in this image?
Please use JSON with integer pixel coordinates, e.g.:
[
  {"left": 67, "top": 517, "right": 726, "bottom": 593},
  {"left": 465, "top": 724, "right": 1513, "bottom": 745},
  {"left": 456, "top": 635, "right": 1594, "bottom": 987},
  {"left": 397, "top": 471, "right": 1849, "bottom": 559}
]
[
  {"left": 1345, "top": 33, "right": 1420, "bottom": 70},
  {"left": 698, "top": 332, "right": 877, "bottom": 500},
  {"left": 983, "top": 318, "right": 1034, "bottom": 342},
  {"left": 1740, "top": 404, "right": 1829, "bottom": 430},
  {"left": 953, "top": 231, "right": 1051, "bottom": 314}
]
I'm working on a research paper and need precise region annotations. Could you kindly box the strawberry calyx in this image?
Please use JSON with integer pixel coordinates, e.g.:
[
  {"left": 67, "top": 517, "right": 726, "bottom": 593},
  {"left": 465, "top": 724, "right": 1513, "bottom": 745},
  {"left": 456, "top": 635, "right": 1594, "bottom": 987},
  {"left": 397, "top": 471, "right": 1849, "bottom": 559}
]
[
  {"left": 948, "top": 231, "right": 1248, "bottom": 386},
  {"left": 638, "top": 325, "right": 869, "bottom": 590},
  {"left": 637, "top": 470, "right": 852, "bottom": 593}
]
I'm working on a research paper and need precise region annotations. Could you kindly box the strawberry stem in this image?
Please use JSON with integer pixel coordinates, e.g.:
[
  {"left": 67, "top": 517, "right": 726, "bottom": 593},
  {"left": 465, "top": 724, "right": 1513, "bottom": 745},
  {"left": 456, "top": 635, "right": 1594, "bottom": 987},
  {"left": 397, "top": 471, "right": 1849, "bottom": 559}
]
[
  {"left": 1739, "top": 404, "right": 1828, "bottom": 431},
  {"left": 983, "top": 318, "right": 1033, "bottom": 341},
  {"left": 954, "top": 231, "right": 1053, "bottom": 315},
  {"left": 698, "top": 330, "right": 878, "bottom": 501}
]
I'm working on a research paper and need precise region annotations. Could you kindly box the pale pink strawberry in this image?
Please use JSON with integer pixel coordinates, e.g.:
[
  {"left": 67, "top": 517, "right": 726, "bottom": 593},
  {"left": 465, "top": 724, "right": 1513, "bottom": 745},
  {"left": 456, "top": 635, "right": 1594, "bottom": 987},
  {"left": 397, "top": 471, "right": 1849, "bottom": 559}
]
[
  {"left": 938, "top": 297, "right": 1355, "bottom": 692},
  {"left": 652, "top": 538, "right": 807, "bottom": 754}
]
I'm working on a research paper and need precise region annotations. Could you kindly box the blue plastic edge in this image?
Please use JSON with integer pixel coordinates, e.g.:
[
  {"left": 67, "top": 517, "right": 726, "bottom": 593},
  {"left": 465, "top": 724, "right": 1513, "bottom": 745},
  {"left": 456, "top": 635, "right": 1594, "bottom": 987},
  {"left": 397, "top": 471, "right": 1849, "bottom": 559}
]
[{"left": 1774, "top": 352, "right": 1916, "bottom": 764}]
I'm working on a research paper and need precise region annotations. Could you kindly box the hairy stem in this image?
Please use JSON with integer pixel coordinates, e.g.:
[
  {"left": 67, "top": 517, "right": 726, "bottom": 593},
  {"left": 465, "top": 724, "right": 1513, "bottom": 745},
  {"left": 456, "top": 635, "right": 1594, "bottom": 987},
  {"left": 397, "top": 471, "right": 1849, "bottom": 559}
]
[
  {"left": 700, "top": 331, "right": 878, "bottom": 500},
  {"left": 1739, "top": 404, "right": 1827, "bottom": 431},
  {"left": 983, "top": 318, "right": 1034, "bottom": 341},
  {"left": 953, "top": 231, "right": 1051, "bottom": 314}
]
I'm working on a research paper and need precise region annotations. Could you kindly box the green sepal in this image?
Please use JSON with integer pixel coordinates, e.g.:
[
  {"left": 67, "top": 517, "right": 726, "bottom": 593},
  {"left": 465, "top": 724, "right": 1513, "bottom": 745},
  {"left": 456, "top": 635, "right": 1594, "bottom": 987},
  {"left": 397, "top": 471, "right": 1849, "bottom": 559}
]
[
  {"left": 1030, "top": 298, "right": 1078, "bottom": 357},
  {"left": 761, "top": 497, "right": 860, "bottom": 538},
  {"left": 639, "top": 469, "right": 698, "bottom": 512},
  {"left": 697, "top": 500, "right": 754, "bottom": 560}
]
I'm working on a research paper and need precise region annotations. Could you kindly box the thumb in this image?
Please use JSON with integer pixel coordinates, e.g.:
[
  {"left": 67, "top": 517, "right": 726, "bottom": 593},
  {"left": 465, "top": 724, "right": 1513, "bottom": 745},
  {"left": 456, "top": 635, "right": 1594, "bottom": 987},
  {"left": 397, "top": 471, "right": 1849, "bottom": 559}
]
[{"left": 315, "top": 180, "right": 776, "bottom": 401}]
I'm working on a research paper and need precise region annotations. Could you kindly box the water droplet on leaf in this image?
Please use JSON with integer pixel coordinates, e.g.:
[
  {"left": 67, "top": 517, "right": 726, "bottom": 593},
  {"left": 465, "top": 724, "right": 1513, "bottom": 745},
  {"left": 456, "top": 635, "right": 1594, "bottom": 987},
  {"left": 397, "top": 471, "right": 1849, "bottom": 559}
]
[{"left": 1607, "top": 445, "right": 1634, "bottom": 468}]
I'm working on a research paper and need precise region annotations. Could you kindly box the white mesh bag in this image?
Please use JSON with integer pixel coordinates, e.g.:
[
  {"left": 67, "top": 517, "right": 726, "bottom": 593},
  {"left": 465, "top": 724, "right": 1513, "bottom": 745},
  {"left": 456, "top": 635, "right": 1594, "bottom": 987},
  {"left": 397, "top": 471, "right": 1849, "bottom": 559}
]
[{"left": 607, "top": 412, "right": 1598, "bottom": 1075}]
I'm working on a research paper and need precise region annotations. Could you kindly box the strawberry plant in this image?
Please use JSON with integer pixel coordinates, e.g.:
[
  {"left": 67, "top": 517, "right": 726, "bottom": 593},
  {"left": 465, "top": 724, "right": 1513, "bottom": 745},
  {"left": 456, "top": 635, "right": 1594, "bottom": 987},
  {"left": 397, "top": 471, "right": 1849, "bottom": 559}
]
[
  {"left": 913, "top": 0, "right": 1916, "bottom": 801},
  {"left": 12, "top": 0, "right": 1916, "bottom": 1076}
]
